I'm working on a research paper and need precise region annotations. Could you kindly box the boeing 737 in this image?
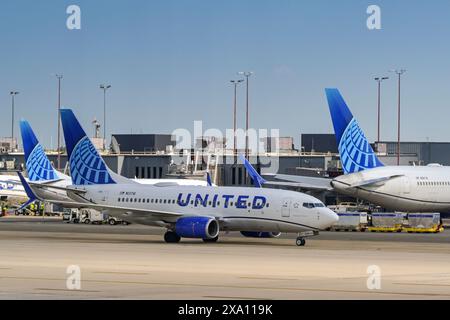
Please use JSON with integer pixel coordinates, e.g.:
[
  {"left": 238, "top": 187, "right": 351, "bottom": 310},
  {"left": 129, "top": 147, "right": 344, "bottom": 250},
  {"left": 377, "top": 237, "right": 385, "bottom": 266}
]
[
  {"left": 26, "top": 109, "right": 338, "bottom": 246},
  {"left": 327, "top": 88, "right": 450, "bottom": 214}
]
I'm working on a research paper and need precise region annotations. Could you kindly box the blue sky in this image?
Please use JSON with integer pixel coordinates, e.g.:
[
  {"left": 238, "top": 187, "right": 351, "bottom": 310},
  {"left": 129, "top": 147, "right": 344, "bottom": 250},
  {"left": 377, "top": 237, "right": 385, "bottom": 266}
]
[{"left": 1, "top": 0, "right": 450, "bottom": 149}]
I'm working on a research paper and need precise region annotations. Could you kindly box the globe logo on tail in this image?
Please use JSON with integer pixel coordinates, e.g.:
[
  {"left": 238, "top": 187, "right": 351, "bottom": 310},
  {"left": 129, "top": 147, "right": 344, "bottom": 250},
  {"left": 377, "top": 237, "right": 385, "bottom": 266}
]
[
  {"left": 339, "top": 118, "right": 383, "bottom": 174},
  {"left": 26, "top": 144, "right": 58, "bottom": 181},
  {"left": 70, "top": 137, "right": 115, "bottom": 185}
]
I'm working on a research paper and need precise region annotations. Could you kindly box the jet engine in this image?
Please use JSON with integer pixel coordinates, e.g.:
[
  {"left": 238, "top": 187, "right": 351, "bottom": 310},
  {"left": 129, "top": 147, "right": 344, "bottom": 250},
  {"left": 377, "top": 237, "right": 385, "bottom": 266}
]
[{"left": 175, "top": 216, "right": 219, "bottom": 239}]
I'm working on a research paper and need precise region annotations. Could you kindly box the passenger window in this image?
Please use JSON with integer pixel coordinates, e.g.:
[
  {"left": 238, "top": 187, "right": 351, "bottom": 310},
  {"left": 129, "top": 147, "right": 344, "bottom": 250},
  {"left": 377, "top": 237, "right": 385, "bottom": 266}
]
[{"left": 266, "top": 203, "right": 270, "bottom": 208}]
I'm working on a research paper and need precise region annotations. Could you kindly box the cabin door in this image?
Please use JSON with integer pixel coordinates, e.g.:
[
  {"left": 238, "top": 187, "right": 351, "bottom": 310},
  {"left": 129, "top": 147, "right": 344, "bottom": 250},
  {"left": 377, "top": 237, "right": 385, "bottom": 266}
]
[{"left": 281, "top": 198, "right": 291, "bottom": 217}]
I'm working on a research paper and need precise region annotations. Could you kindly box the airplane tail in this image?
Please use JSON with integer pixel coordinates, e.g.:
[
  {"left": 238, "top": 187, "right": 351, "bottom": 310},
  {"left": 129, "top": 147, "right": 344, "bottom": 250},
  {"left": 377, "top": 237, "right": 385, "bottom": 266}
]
[
  {"left": 325, "top": 88, "right": 384, "bottom": 174},
  {"left": 60, "top": 109, "right": 133, "bottom": 185},
  {"left": 20, "top": 120, "right": 67, "bottom": 182}
]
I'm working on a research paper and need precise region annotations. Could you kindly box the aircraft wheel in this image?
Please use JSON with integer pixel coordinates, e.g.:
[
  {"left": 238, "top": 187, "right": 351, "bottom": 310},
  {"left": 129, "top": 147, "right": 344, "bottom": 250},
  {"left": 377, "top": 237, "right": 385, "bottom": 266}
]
[
  {"left": 164, "top": 231, "right": 181, "bottom": 243},
  {"left": 296, "top": 237, "right": 306, "bottom": 247},
  {"left": 203, "top": 236, "right": 219, "bottom": 243}
]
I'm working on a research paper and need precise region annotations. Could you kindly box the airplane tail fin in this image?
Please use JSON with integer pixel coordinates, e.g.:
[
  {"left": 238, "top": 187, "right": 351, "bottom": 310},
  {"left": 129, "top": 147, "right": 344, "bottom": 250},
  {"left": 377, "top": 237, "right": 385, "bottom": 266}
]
[
  {"left": 325, "top": 88, "right": 384, "bottom": 174},
  {"left": 17, "top": 171, "right": 39, "bottom": 211},
  {"left": 20, "top": 120, "right": 65, "bottom": 182},
  {"left": 60, "top": 109, "right": 132, "bottom": 185},
  {"left": 240, "top": 154, "right": 266, "bottom": 188}
]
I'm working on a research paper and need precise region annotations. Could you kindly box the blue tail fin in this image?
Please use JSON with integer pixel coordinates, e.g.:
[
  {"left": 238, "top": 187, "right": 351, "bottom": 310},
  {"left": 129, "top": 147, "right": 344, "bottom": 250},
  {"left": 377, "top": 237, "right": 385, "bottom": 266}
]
[
  {"left": 240, "top": 154, "right": 266, "bottom": 188},
  {"left": 60, "top": 109, "right": 116, "bottom": 185},
  {"left": 17, "top": 171, "right": 39, "bottom": 211},
  {"left": 20, "top": 120, "right": 60, "bottom": 182},
  {"left": 325, "top": 88, "right": 383, "bottom": 174}
]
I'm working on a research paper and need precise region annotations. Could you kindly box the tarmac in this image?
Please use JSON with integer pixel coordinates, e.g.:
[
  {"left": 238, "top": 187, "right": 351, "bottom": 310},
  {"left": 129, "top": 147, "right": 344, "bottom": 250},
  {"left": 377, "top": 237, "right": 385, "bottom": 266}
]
[{"left": 0, "top": 216, "right": 449, "bottom": 300}]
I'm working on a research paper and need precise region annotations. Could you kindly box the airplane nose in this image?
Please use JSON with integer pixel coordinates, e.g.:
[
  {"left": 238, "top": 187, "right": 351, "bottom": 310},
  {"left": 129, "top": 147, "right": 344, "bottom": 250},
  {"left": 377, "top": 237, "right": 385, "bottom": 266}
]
[{"left": 322, "top": 209, "right": 339, "bottom": 227}]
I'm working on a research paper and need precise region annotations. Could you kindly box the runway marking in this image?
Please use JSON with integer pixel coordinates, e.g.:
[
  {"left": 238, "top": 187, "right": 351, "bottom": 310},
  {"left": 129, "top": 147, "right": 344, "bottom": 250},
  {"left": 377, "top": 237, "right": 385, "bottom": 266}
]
[
  {"left": 393, "top": 282, "right": 450, "bottom": 287},
  {"left": 2, "top": 276, "right": 450, "bottom": 298},
  {"left": 239, "top": 276, "right": 298, "bottom": 281},
  {"left": 93, "top": 271, "right": 149, "bottom": 275},
  {"left": 34, "top": 288, "right": 101, "bottom": 293}
]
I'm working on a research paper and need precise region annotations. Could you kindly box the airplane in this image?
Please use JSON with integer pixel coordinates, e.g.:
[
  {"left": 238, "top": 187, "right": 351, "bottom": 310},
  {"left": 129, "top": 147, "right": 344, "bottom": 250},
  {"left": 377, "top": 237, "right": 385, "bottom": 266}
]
[
  {"left": 327, "top": 88, "right": 450, "bottom": 213},
  {"left": 19, "top": 120, "right": 212, "bottom": 208},
  {"left": 28, "top": 108, "right": 338, "bottom": 246},
  {"left": 0, "top": 175, "right": 27, "bottom": 201}
]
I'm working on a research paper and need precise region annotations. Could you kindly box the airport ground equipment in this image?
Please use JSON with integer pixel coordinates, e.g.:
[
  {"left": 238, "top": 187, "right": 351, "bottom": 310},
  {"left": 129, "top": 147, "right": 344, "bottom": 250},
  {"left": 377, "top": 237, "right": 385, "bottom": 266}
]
[
  {"left": 330, "top": 212, "right": 367, "bottom": 232},
  {"left": 368, "top": 212, "right": 403, "bottom": 232},
  {"left": 403, "top": 213, "right": 443, "bottom": 233}
]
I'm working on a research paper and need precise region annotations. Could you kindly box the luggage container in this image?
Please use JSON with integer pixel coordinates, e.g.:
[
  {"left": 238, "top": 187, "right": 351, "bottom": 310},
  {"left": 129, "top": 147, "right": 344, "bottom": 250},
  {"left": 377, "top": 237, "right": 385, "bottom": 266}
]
[
  {"left": 404, "top": 213, "right": 443, "bottom": 233},
  {"left": 331, "top": 212, "right": 367, "bottom": 231},
  {"left": 368, "top": 212, "right": 403, "bottom": 232}
]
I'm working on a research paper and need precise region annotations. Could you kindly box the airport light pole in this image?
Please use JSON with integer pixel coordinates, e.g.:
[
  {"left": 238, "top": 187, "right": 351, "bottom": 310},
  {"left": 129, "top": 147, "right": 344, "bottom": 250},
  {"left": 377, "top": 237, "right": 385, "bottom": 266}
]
[
  {"left": 374, "top": 76, "right": 389, "bottom": 145},
  {"left": 56, "top": 74, "right": 63, "bottom": 170},
  {"left": 237, "top": 71, "right": 253, "bottom": 161},
  {"left": 230, "top": 79, "right": 244, "bottom": 157},
  {"left": 100, "top": 84, "right": 111, "bottom": 151},
  {"left": 390, "top": 69, "right": 406, "bottom": 166},
  {"left": 10, "top": 91, "right": 19, "bottom": 151}
]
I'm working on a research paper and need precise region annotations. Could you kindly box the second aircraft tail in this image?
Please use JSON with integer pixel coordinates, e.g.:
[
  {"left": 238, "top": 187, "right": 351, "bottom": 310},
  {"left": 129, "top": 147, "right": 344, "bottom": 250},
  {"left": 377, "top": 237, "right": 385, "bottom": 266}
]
[{"left": 325, "top": 88, "right": 384, "bottom": 174}]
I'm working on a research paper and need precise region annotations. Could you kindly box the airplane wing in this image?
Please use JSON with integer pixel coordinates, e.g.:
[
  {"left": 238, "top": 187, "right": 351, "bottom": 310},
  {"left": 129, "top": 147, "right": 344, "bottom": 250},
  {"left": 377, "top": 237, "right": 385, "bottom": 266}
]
[
  {"left": 350, "top": 175, "right": 404, "bottom": 188},
  {"left": 263, "top": 174, "right": 333, "bottom": 191},
  {"left": 46, "top": 199, "right": 183, "bottom": 219}
]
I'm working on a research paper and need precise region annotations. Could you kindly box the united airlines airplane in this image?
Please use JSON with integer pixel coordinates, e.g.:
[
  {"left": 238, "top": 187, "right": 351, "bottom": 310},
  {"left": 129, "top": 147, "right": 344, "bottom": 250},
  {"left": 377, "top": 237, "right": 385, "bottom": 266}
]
[
  {"left": 327, "top": 88, "right": 450, "bottom": 213},
  {"left": 24, "top": 109, "right": 338, "bottom": 246},
  {"left": 19, "top": 120, "right": 211, "bottom": 208},
  {"left": 0, "top": 175, "right": 26, "bottom": 201}
]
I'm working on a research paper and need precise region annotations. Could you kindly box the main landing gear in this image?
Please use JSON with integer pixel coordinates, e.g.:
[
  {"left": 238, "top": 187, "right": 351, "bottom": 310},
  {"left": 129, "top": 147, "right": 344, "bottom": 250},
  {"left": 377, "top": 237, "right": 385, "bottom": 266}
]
[
  {"left": 296, "top": 237, "right": 306, "bottom": 246},
  {"left": 164, "top": 231, "right": 181, "bottom": 243}
]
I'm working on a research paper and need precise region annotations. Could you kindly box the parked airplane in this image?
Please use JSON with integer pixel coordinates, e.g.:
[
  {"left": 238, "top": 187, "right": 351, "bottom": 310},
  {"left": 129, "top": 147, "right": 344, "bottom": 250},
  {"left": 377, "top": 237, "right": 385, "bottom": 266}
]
[
  {"left": 0, "top": 175, "right": 26, "bottom": 201},
  {"left": 28, "top": 108, "right": 338, "bottom": 246},
  {"left": 326, "top": 88, "right": 450, "bottom": 213},
  {"left": 20, "top": 120, "right": 211, "bottom": 208}
]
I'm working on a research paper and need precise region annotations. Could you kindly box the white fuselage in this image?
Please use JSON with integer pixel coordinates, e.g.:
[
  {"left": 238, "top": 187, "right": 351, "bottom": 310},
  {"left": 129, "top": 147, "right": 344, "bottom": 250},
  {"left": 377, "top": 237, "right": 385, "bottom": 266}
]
[
  {"left": 332, "top": 165, "right": 450, "bottom": 212},
  {"left": 0, "top": 175, "right": 26, "bottom": 200},
  {"left": 66, "top": 184, "right": 338, "bottom": 232}
]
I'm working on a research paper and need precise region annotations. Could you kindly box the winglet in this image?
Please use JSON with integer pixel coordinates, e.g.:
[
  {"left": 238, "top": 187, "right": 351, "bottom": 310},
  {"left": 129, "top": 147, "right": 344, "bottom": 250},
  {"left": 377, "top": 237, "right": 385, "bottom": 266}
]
[
  {"left": 240, "top": 155, "right": 266, "bottom": 188},
  {"left": 325, "top": 88, "right": 384, "bottom": 174},
  {"left": 206, "top": 171, "right": 213, "bottom": 187},
  {"left": 17, "top": 171, "right": 39, "bottom": 211}
]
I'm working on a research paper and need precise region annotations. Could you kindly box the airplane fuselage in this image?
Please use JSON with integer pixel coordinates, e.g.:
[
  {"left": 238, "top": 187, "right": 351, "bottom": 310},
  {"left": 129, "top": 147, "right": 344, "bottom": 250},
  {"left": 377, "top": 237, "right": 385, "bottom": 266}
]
[
  {"left": 67, "top": 184, "right": 338, "bottom": 232},
  {"left": 332, "top": 165, "right": 450, "bottom": 212}
]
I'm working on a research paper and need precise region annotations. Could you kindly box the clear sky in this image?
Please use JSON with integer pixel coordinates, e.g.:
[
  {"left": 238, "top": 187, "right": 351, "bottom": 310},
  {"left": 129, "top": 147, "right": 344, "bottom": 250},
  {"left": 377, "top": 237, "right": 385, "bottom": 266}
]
[{"left": 1, "top": 0, "right": 450, "bottom": 149}]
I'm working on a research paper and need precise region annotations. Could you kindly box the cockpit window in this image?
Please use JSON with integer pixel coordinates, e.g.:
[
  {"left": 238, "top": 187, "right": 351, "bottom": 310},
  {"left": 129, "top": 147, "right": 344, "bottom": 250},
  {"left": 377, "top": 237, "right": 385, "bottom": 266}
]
[
  {"left": 303, "top": 202, "right": 325, "bottom": 209},
  {"left": 314, "top": 203, "right": 325, "bottom": 208}
]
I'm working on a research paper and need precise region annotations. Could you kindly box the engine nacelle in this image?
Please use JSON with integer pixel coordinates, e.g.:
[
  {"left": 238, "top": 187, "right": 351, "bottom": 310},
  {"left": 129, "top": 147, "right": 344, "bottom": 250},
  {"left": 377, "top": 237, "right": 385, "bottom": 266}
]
[
  {"left": 175, "top": 216, "right": 219, "bottom": 239},
  {"left": 240, "top": 231, "right": 281, "bottom": 238}
]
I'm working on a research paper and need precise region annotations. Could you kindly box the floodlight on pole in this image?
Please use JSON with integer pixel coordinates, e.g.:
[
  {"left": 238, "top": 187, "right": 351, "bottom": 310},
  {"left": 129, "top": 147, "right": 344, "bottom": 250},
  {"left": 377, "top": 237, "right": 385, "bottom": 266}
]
[
  {"left": 389, "top": 69, "right": 406, "bottom": 166},
  {"left": 100, "top": 84, "right": 112, "bottom": 151}
]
